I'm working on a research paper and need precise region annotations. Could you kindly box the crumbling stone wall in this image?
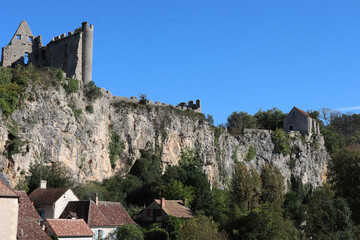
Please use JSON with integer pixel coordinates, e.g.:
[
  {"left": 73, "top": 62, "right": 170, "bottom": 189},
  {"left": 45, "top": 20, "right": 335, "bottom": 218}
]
[{"left": 0, "top": 21, "right": 93, "bottom": 84}]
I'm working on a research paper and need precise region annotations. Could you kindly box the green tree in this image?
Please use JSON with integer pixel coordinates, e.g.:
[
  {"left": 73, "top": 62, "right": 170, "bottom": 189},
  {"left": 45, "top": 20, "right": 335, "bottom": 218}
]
[
  {"left": 206, "top": 114, "right": 215, "bottom": 126},
  {"left": 178, "top": 215, "right": 226, "bottom": 240},
  {"left": 144, "top": 228, "right": 169, "bottom": 240},
  {"left": 63, "top": 77, "right": 79, "bottom": 95},
  {"left": 230, "top": 162, "right": 262, "bottom": 212},
  {"left": 233, "top": 205, "right": 300, "bottom": 240},
  {"left": 162, "top": 166, "right": 187, "bottom": 184},
  {"left": 175, "top": 148, "right": 214, "bottom": 213},
  {"left": 226, "top": 111, "right": 257, "bottom": 135},
  {"left": 329, "top": 146, "right": 360, "bottom": 224},
  {"left": 260, "top": 163, "right": 285, "bottom": 208},
  {"left": 283, "top": 175, "right": 313, "bottom": 228},
  {"left": 19, "top": 161, "right": 75, "bottom": 193},
  {"left": 84, "top": 81, "right": 103, "bottom": 101},
  {"left": 162, "top": 179, "right": 195, "bottom": 206},
  {"left": 305, "top": 188, "right": 354, "bottom": 239},
  {"left": 271, "top": 129, "right": 291, "bottom": 156},
  {"left": 108, "top": 131, "right": 124, "bottom": 169},
  {"left": 127, "top": 149, "right": 162, "bottom": 205},
  {"left": 115, "top": 224, "right": 144, "bottom": 240},
  {"left": 163, "top": 215, "right": 185, "bottom": 240},
  {"left": 254, "top": 107, "right": 286, "bottom": 130}
]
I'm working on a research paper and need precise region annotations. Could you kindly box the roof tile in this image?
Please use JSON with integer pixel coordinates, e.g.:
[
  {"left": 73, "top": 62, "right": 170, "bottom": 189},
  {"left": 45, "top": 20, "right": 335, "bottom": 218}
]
[
  {"left": 15, "top": 190, "right": 49, "bottom": 240},
  {"left": 60, "top": 200, "right": 135, "bottom": 227},
  {"left": 45, "top": 219, "right": 94, "bottom": 237},
  {"left": 154, "top": 199, "right": 193, "bottom": 218},
  {"left": 0, "top": 178, "right": 18, "bottom": 198},
  {"left": 29, "top": 188, "right": 71, "bottom": 207}
]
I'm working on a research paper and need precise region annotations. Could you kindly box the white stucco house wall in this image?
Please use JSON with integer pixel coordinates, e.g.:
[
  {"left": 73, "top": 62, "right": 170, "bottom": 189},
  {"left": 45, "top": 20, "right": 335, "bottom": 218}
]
[
  {"left": 0, "top": 176, "right": 19, "bottom": 240},
  {"left": 29, "top": 181, "right": 79, "bottom": 220}
]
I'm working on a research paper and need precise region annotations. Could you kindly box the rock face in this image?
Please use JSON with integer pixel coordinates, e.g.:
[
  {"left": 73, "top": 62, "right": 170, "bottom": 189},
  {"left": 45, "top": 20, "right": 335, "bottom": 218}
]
[{"left": 0, "top": 82, "right": 329, "bottom": 188}]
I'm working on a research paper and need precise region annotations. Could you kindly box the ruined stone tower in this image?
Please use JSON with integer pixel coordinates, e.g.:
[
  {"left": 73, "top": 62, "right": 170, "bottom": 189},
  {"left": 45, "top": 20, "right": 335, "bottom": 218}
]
[{"left": 0, "top": 20, "right": 94, "bottom": 84}]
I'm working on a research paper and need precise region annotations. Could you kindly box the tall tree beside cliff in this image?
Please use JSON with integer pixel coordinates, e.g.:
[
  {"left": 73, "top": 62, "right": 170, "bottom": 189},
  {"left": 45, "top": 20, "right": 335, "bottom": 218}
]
[
  {"left": 230, "top": 162, "right": 262, "bottom": 213},
  {"left": 329, "top": 146, "right": 360, "bottom": 225}
]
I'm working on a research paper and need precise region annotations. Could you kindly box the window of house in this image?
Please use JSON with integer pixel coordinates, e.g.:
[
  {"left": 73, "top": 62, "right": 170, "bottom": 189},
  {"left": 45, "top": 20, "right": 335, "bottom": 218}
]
[
  {"left": 24, "top": 53, "right": 29, "bottom": 64},
  {"left": 157, "top": 209, "right": 162, "bottom": 216},
  {"left": 17, "top": 35, "right": 21, "bottom": 40},
  {"left": 98, "top": 230, "right": 104, "bottom": 238}
]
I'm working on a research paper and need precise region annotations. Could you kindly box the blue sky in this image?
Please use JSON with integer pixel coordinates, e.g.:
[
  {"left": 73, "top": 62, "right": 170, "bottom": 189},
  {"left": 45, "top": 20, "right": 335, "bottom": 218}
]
[{"left": 1, "top": 1, "right": 359, "bottom": 124}]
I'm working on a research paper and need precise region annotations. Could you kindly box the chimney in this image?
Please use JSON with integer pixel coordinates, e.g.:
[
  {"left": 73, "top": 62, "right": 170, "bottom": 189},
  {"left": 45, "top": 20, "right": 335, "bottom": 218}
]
[
  {"left": 95, "top": 193, "right": 98, "bottom": 205},
  {"left": 40, "top": 180, "right": 47, "bottom": 189},
  {"left": 182, "top": 198, "right": 187, "bottom": 206},
  {"left": 161, "top": 197, "right": 165, "bottom": 208}
]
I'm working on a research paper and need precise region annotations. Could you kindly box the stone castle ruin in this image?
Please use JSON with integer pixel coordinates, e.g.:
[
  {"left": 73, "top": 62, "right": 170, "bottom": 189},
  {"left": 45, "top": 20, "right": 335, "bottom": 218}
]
[
  {"left": 1, "top": 20, "right": 202, "bottom": 112},
  {"left": 0, "top": 20, "right": 93, "bottom": 84}
]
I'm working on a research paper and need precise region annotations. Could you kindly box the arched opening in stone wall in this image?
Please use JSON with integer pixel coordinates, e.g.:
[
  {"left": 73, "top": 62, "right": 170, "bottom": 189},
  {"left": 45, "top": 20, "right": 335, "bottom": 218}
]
[{"left": 289, "top": 125, "right": 294, "bottom": 131}]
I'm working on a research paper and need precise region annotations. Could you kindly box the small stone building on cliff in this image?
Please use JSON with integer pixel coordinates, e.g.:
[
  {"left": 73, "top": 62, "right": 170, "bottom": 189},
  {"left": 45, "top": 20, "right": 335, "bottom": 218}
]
[
  {"left": 0, "top": 20, "right": 93, "bottom": 84},
  {"left": 284, "top": 107, "right": 320, "bottom": 135}
]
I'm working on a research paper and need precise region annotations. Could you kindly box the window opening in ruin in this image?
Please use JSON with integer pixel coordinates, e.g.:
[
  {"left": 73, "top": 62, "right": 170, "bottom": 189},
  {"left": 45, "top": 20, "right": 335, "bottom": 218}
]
[
  {"left": 24, "top": 53, "right": 29, "bottom": 64},
  {"left": 17, "top": 35, "right": 21, "bottom": 40},
  {"left": 289, "top": 125, "right": 294, "bottom": 131},
  {"left": 28, "top": 36, "right": 33, "bottom": 41},
  {"left": 293, "top": 112, "right": 295, "bottom": 117}
]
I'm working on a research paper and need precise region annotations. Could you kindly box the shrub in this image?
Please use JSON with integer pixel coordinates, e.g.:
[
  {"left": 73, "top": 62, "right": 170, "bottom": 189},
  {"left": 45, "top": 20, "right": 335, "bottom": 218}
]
[
  {"left": 245, "top": 145, "right": 257, "bottom": 162},
  {"left": 163, "top": 215, "right": 185, "bottom": 240},
  {"left": 5, "top": 122, "right": 26, "bottom": 159},
  {"left": 0, "top": 66, "right": 28, "bottom": 116},
  {"left": 115, "top": 224, "right": 144, "bottom": 240},
  {"left": 178, "top": 215, "right": 226, "bottom": 240},
  {"left": 139, "top": 93, "right": 148, "bottom": 105},
  {"left": 271, "top": 129, "right": 291, "bottom": 156},
  {"left": 85, "top": 104, "right": 94, "bottom": 113},
  {"left": 109, "top": 131, "right": 124, "bottom": 169},
  {"left": 68, "top": 105, "right": 82, "bottom": 120},
  {"left": 84, "top": 81, "right": 102, "bottom": 101},
  {"left": 51, "top": 68, "right": 64, "bottom": 82},
  {"left": 144, "top": 228, "right": 169, "bottom": 240},
  {"left": 63, "top": 77, "right": 79, "bottom": 95}
]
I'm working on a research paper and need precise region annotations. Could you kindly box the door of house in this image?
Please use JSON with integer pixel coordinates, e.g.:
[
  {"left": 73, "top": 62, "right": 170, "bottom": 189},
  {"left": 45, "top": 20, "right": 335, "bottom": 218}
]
[{"left": 153, "top": 209, "right": 157, "bottom": 222}]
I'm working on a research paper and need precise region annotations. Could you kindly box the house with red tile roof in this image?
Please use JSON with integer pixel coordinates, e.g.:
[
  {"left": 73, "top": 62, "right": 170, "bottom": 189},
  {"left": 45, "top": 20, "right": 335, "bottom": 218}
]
[
  {"left": 15, "top": 190, "right": 49, "bottom": 240},
  {"left": 29, "top": 182, "right": 79, "bottom": 220},
  {"left": 44, "top": 219, "right": 94, "bottom": 240},
  {"left": 59, "top": 194, "right": 135, "bottom": 239},
  {"left": 284, "top": 107, "right": 320, "bottom": 135},
  {"left": 139, "top": 198, "right": 194, "bottom": 223},
  {"left": 0, "top": 176, "right": 19, "bottom": 240}
]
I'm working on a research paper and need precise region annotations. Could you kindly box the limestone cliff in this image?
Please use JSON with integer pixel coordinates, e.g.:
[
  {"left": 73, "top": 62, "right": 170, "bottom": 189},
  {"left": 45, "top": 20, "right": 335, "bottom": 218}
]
[{"left": 0, "top": 80, "right": 328, "bottom": 188}]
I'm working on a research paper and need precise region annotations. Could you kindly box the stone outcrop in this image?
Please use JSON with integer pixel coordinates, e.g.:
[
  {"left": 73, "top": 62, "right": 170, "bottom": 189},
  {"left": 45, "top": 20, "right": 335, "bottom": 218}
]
[{"left": 0, "top": 81, "right": 329, "bottom": 188}]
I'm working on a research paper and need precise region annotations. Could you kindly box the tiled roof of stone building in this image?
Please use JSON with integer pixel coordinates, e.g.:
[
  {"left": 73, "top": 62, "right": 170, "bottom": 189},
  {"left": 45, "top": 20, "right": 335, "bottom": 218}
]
[
  {"left": 154, "top": 199, "right": 194, "bottom": 218},
  {"left": 45, "top": 219, "right": 94, "bottom": 237},
  {"left": 15, "top": 190, "right": 49, "bottom": 240},
  {"left": 60, "top": 200, "right": 135, "bottom": 227},
  {"left": 29, "top": 188, "right": 71, "bottom": 207},
  {"left": 0, "top": 177, "right": 18, "bottom": 198},
  {"left": 294, "top": 107, "right": 312, "bottom": 119},
  {"left": 97, "top": 201, "right": 135, "bottom": 225}
]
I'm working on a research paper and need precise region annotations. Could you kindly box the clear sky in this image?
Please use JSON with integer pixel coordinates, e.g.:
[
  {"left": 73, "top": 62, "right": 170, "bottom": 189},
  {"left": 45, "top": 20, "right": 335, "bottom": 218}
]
[{"left": 1, "top": 1, "right": 359, "bottom": 124}]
